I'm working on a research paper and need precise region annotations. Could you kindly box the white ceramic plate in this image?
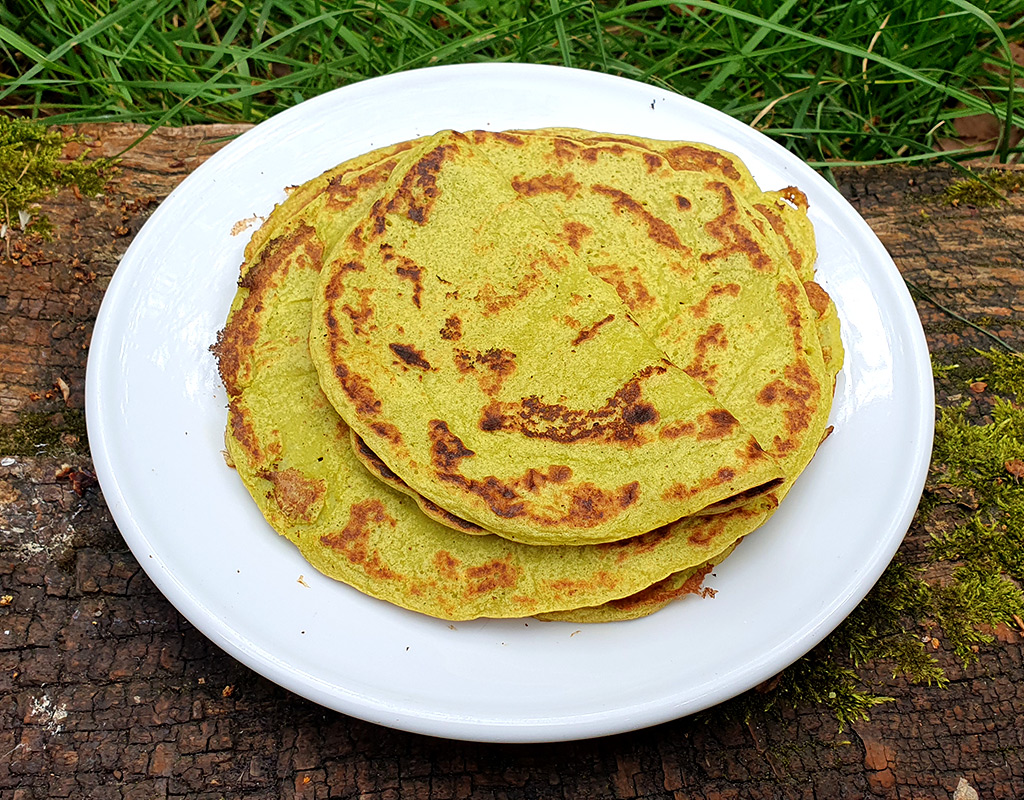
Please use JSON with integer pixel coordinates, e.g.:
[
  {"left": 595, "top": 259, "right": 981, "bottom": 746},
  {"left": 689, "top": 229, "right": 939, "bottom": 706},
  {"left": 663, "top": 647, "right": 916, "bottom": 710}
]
[{"left": 86, "top": 64, "right": 933, "bottom": 743}]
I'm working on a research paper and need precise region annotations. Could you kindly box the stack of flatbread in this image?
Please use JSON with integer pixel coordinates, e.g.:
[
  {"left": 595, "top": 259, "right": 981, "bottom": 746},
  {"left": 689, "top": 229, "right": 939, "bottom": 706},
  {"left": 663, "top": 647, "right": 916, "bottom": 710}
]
[{"left": 214, "top": 129, "right": 842, "bottom": 622}]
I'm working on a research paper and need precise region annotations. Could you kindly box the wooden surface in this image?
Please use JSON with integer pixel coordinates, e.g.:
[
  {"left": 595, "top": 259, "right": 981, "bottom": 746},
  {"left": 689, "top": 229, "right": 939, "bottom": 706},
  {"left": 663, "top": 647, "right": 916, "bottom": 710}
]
[{"left": 1, "top": 123, "right": 1023, "bottom": 800}]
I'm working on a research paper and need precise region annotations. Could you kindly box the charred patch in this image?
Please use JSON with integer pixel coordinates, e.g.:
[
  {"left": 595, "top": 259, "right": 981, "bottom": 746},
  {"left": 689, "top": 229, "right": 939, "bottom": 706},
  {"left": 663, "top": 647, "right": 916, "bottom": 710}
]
[
  {"left": 696, "top": 409, "right": 739, "bottom": 441},
  {"left": 263, "top": 467, "right": 326, "bottom": 523},
  {"left": 324, "top": 159, "right": 399, "bottom": 212},
  {"left": 389, "top": 343, "right": 432, "bottom": 371},
  {"left": 370, "top": 421, "right": 403, "bottom": 445},
  {"left": 383, "top": 142, "right": 460, "bottom": 227},
  {"left": 428, "top": 420, "right": 476, "bottom": 471},
  {"left": 664, "top": 145, "right": 743, "bottom": 183},
  {"left": 643, "top": 152, "right": 663, "bottom": 172},
  {"left": 345, "top": 225, "right": 366, "bottom": 256},
  {"left": 701, "top": 181, "right": 773, "bottom": 272},
  {"left": 320, "top": 499, "right": 399, "bottom": 580},
  {"left": 227, "top": 402, "right": 262, "bottom": 463},
  {"left": 592, "top": 185, "right": 686, "bottom": 252},
  {"left": 395, "top": 258, "right": 424, "bottom": 308},
  {"left": 521, "top": 465, "right": 574, "bottom": 493},
  {"left": 596, "top": 524, "right": 672, "bottom": 563},
  {"left": 560, "top": 220, "right": 593, "bottom": 252},
  {"left": 675, "top": 195, "right": 692, "bottom": 211},
  {"left": 455, "top": 348, "right": 517, "bottom": 396},
  {"left": 476, "top": 365, "right": 664, "bottom": 446},
  {"left": 587, "top": 262, "right": 657, "bottom": 312},
  {"left": 571, "top": 314, "right": 615, "bottom": 347},
  {"left": 332, "top": 361, "right": 382, "bottom": 416},
  {"left": 689, "top": 283, "right": 741, "bottom": 319},
  {"left": 439, "top": 315, "right": 462, "bottom": 341},
  {"left": 777, "top": 280, "right": 806, "bottom": 348},
  {"left": 511, "top": 172, "right": 582, "bottom": 199}
]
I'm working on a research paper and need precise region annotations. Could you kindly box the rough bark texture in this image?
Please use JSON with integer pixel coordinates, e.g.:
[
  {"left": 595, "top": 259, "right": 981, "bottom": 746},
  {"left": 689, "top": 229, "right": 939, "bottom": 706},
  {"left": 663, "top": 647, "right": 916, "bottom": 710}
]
[{"left": 1, "top": 124, "right": 1023, "bottom": 800}]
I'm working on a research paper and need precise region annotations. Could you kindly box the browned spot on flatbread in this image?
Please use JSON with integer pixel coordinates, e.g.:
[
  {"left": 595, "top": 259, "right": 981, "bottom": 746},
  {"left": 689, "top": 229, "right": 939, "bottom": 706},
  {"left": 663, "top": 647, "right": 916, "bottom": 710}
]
[
  {"left": 324, "top": 158, "right": 401, "bottom": 212},
  {"left": 465, "top": 557, "right": 522, "bottom": 598},
  {"left": 454, "top": 347, "right": 517, "bottom": 396},
  {"left": 660, "top": 420, "right": 697, "bottom": 440},
  {"left": 227, "top": 402, "right": 262, "bottom": 463},
  {"left": 345, "top": 224, "right": 366, "bottom": 256},
  {"left": 587, "top": 262, "right": 657, "bottom": 312},
  {"left": 370, "top": 421, "right": 403, "bottom": 445},
  {"left": 803, "top": 280, "right": 831, "bottom": 318},
  {"left": 701, "top": 181, "right": 773, "bottom": 272},
  {"left": 753, "top": 201, "right": 804, "bottom": 273},
  {"left": 776, "top": 280, "right": 807, "bottom": 349},
  {"left": 549, "top": 137, "right": 627, "bottom": 165},
  {"left": 689, "top": 283, "right": 741, "bottom": 319},
  {"left": 214, "top": 225, "right": 323, "bottom": 396},
  {"left": 381, "top": 140, "right": 463, "bottom": 227},
  {"left": 427, "top": 421, "right": 639, "bottom": 529},
  {"left": 433, "top": 550, "right": 461, "bottom": 580},
  {"left": 439, "top": 315, "right": 462, "bottom": 341},
  {"left": 331, "top": 361, "right": 382, "bottom": 416},
  {"left": 643, "top": 152, "right": 663, "bottom": 172},
  {"left": 608, "top": 562, "right": 717, "bottom": 612},
  {"left": 472, "top": 130, "right": 525, "bottom": 146},
  {"left": 560, "top": 221, "right": 593, "bottom": 252},
  {"left": 395, "top": 258, "right": 424, "bottom": 308},
  {"left": 664, "top": 145, "right": 743, "bottom": 183},
  {"left": 662, "top": 462, "right": 777, "bottom": 506},
  {"left": 263, "top": 467, "right": 326, "bottom": 523},
  {"left": 340, "top": 287, "right": 375, "bottom": 338},
  {"left": 478, "top": 365, "right": 663, "bottom": 446},
  {"left": 320, "top": 499, "right": 399, "bottom": 580},
  {"left": 571, "top": 314, "right": 615, "bottom": 347},
  {"left": 592, "top": 185, "right": 687, "bottom": 252},
  {"left": 474, "top": 259, "right": 544, "bottom": 316},
  {"left": 757, "top": 361, "right": 820, "bottom": 442},
  {"left": 675, "top": 195, "right": 692, "bottom": 211},
  {"left": 696, "top": 409, "right": 740, "bottom": 441},
  {"left": 511, "top": 172, "right": 582, "bottom": 199},
  {"left": 682, "top": 323, "right": 729, "bottom": 390},
  {"left": 543, "top": 570, "right": 618, "bottom": 601},
  {"left": 389, "top": 343, "right": 432, "bottom": 371}
]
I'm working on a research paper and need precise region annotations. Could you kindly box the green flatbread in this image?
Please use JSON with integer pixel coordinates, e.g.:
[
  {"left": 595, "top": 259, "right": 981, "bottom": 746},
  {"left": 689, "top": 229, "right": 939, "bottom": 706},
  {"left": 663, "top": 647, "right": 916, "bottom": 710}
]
[{"left": 308, "top": 131, "right": 786, "bottom": 546}]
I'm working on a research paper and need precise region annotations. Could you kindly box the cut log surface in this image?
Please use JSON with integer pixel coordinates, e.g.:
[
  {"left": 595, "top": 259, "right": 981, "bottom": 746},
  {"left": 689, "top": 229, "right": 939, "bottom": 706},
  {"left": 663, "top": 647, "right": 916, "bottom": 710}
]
[{"left": 1, "top": 123, "right": 1023, "bottom": 800}]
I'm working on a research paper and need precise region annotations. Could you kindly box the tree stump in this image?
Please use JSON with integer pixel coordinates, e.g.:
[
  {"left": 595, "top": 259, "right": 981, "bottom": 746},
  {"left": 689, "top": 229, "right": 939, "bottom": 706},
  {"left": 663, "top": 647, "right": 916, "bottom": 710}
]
[{"left": 1, "top": 124, "right": 1022, "bottom": 800}]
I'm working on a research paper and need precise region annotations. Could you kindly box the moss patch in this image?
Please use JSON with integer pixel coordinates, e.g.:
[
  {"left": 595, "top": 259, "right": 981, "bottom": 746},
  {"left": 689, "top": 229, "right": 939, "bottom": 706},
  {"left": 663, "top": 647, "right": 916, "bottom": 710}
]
[
  {"left": 0, "top": 409, "right": 89, "bottom": 457},
  {"left": 940, "top": 170, "right": 1024, "bottom": 208},
  {"left": 0, "top": 116, "right": 113, "bottom": 238},
  {"left": 707, "top": 348, "right": 1024, "bottom": 730}
]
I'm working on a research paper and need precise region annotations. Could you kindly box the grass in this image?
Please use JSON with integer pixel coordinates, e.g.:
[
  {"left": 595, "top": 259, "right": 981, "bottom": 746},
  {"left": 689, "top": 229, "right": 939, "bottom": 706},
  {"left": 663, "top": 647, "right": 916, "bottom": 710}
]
[{"left": 0, "top": 0, "right": 1022, "bottom": 168}]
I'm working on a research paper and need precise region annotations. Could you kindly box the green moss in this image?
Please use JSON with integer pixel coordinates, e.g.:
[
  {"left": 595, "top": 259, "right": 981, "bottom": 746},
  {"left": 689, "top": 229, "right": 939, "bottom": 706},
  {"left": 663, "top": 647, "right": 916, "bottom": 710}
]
[
  {"left": 940, "top": 170, "right": 1024, "bottom": 207},
  {"left": 709, "top": 347, "right": 1024, "bottom": 730},
  {"left": 0, "top": 116, "right": 113, "bottom": 235},
  {"left": 0, "top": 409, "right": 89, "bottom": 456}
]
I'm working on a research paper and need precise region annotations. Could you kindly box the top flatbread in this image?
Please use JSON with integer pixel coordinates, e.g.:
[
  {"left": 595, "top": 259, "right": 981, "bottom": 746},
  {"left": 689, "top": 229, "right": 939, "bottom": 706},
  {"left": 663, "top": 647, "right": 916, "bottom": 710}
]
[{"left": 308, "top": 131, "right": 787, "bottom": 546}]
